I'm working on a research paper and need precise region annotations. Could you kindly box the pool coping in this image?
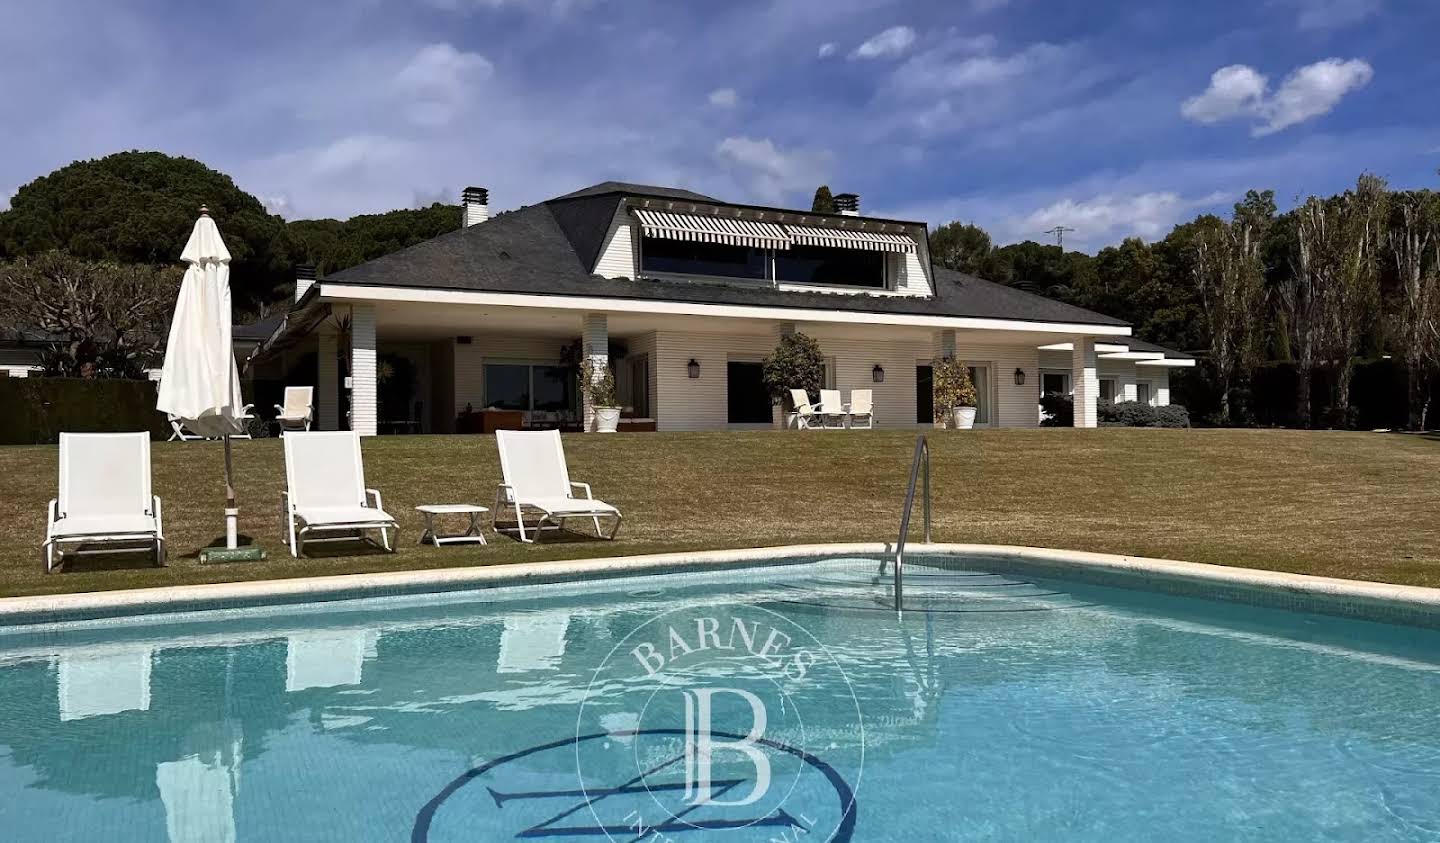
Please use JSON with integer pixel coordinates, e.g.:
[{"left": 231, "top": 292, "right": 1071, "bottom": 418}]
[{"left": 2, "top": 543, "right": 1439, "bottom": 629}]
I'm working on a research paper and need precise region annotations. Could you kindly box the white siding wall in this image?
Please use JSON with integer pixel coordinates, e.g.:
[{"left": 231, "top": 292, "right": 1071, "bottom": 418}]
[
  {"left": 892, "top": 250, "right": 933, "bottom": 296},
  {"left": 645, "top": 329, "right": 1042, "bottom": 431},
  {"left": 594, "top": 206, "right": 637, "bottom": 279},
  {"left": 453, "top": 334, "right": 569, "bottom": 415},
  {"left": 1037, "top": 351, "right": 1173, "bottom": 407}
]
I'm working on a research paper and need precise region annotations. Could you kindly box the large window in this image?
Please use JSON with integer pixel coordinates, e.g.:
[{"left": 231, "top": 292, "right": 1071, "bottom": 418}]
[
  {"left": 775, "top": 245, "right": 885, "bottom": 288},
  {"left": 640, "top": 237, "right": 766, "bottom": 280},
  {"left": 484, "top": 363, "right": 575, "bottom": 411}
]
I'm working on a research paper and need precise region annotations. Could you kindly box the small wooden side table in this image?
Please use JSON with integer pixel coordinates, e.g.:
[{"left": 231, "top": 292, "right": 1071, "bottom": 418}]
[{"left": 415, "top": 504, "right": 489, "bottom": 546}]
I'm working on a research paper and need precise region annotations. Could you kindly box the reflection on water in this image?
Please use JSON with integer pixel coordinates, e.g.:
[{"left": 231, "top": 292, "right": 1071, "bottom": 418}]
[{"left": 0, "top": 560, "right": 1437, "bottom": 842}]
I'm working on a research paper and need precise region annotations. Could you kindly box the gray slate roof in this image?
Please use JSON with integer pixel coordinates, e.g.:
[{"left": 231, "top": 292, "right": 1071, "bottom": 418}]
[
  {"left": 549, "top": 181, "right": 718, "bottom": 202},
  {"left": 324, "top": 185, "right": 1131, "bottom": 328}
]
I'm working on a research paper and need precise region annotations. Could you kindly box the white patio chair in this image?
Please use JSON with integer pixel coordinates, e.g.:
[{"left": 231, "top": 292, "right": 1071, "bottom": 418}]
[
  {"left": 788, "top": 388, "right": 821, "bottom": 430},
  {"left": 167, "top": 415, "right": 207, "bottom": 441},
  {"left": 43, "top": 432, "right": 165, "bottom": 572},
  {"left": 274, "top": 386, "right": 314, "bottom": 435},
  {"left": 493, "top": 430, "right": 621, "bottom": 542},
  {"left": 280, "top": 431, "right": 397, "bottom": 557},
  {"left": 232, "top": 403, "right": 256, "bottom": 440},
  {"left": 849, "top": 389, "right": 874, "bottom": 429},
  {"left": 818, "top": 389, "right": 850, "bottom": 429}
]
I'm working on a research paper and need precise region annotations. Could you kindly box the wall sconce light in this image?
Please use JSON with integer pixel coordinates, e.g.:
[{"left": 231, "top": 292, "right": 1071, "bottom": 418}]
[
  {"left": 872, "top": 364, "right": 885, "bottom": 383},
  {"left": 687, "top": 359, "right": 701, "bottom": 379},
  {"left": 1014, "top": 368, "right": 1026, "bottom": 386}
]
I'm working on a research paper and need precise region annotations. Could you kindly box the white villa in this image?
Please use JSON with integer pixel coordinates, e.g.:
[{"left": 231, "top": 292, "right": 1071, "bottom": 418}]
[{"left": 242, "top": 182, "right": 1193, "bottom": 434}]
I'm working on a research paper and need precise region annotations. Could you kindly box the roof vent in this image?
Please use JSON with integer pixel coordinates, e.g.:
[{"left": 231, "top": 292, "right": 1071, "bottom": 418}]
[
  {"left": 462, "top": 186, "right": 490, "bottom": 227},
  {"left": 834, "top": 193, "right": 860, "bottom": 216}
]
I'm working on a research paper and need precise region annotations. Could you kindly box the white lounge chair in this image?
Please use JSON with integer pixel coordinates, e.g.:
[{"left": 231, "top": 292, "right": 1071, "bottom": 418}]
[
  {"left": 818, "top": 389, "right": 849, "bottom": 428},
  {"left": 43, "top": 432, "right": 165, "bottom": 572},
  {"left": 167, "top": 415, "right": 206, "bottom": 441},
  {"left": 849, "top": 389, "right": 874, "bottom": 429},
  {"left": 280, "top": 431, "right": 397, "bottom": 557},
  {"left": 168, "top": 403, "right": 254, "bottom": 441},
  {"left": 275, "top": 386, "right": 314, "bottom": 435},
  {"left": 493, "top": 430, "right": 621, "bottom": 542},
  {"left": 789, "top": 388, "right": 821, "bottom": 430}
]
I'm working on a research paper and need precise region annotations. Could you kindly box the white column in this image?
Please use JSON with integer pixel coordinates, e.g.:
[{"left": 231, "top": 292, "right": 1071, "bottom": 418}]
[
  {"left": 317, "top": 332, "right": 338, "bottom": 431},
  {"left": 1072, "top": 336, "right": 1098, "bottom": 428},
  {"left": 350, "top": 304, "right": 378, "bottom": 436},
  {"left": 582, "top": 313, "right": 608, "bottom": 432}
]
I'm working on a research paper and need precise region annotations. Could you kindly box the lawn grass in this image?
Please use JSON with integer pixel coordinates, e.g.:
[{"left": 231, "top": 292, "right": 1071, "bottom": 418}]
[{"left": 2, "top": 429, "right": 1439, "bottom": 599}]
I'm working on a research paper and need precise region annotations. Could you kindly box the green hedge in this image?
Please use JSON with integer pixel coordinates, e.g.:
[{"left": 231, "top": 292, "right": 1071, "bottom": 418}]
[
  {"left": 1099, "top": 399, "right": 1190, "bottom": 428},
  {"left": 0, "top": 378, "right": 169, "bottom": 445}
]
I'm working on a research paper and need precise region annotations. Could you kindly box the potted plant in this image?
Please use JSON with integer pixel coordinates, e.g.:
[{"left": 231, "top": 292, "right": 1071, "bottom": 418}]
[
  {"left": 579, "top": 358, "right": 621, "bottom": 433},
  {"left": 932, "top": 357, "right": 978, "bottom": 429},
  {"left": 761, "top": 332, "right": 826, "bottom": 429}
]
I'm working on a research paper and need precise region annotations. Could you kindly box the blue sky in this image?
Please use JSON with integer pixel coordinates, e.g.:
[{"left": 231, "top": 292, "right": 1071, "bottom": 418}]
[{"left": 1, "top": 0, "right": 1436, "bottom": 252}]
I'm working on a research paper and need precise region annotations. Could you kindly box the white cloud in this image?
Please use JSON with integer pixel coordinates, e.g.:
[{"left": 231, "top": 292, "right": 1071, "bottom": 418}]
[
  {"left": 1289, "top": 0, "right": 1382, "bottom": 30},
  {"left": 714, "top": 135, "right": 831, "bottom": 203},
  {"left": 261, "top": 194, "right": 292, "bottom": 216},
  {"left": 394, "top": 43, "right": 494, "bottom": 127},
  {"left": 850, "top": 26, "right": 917, "bottom": 61},
  {"left": 708, "top": 87, "right": 738, "bottom": 108},
  {"left": 1181, "top": 65, "right": 1269, "bottom": 124},
  {"left": 0, "top": 187, "right": 12, "bottom": 211},
  {"left": 890, "top": 38, "right": 1062, "bottom": 95},
  {"left": 1257, "top": 58, "right": 1374, "bottom": 136},
  {"left": 1181, "top": 58, "right": 1372, "bottom": 136},
  {"left": 817, "top": 42, "right": 836, "bottom": 59},
  {"left": 1016, "top": 191, "right": 1229, "bottom": 243}
]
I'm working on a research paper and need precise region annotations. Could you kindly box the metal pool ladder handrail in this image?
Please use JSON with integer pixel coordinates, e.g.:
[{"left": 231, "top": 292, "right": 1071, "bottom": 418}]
[{"left": 890, "top": 434, "right": 931, "bottom": 611}]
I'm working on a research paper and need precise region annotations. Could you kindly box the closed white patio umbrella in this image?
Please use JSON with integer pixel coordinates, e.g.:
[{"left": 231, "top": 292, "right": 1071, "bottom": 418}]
[{"left": 156, "top": 208, "right": 252, "bottom": 554}]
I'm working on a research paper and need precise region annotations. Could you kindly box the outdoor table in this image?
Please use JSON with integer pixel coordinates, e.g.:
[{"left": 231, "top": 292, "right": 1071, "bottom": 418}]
[{"left": 415, "top": 504, "right": 489, "bottom": 546}]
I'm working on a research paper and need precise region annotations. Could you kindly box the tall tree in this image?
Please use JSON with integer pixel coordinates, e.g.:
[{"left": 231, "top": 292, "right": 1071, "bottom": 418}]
[
  {"left": 1324, "top": 174, "right": 1389, "bottom": 425},
  {"left": 0, "top": 151, "right": 288, "bottom": 307},
  {"left": 928, "top": 222, "right": 992, "bottom": 274},
  {"left": 1192, "top": 191, "right": 1273, "bottom": 425},
  {"left": 811, "top": 186, "right": 836, "bottom": 214},
  {"left": 1387, "top": 190, "right": 1440, "bottom": 429}
]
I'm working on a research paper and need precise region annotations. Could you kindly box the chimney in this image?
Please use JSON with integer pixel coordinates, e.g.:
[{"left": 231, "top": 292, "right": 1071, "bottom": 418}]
[
  {"left": 462, "top": 186, "right": 490, "bottom": 226},
  {"left": 834, "top": 193, "right": 860, "bottom": 216},
  {"left": 295, "top": 264, "right": 317, "bottom": 302}
]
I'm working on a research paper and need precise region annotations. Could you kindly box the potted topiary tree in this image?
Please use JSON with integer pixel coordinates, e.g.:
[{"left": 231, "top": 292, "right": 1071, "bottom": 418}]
[
  {"left": 762, "top": 332, "right": 826, "bottom": 428},
  {"left": 579, "top": 358, "right": 621, "bottom": 433},
  {"left": 932, "top": 357, "right": 979, "bottom": 429}
]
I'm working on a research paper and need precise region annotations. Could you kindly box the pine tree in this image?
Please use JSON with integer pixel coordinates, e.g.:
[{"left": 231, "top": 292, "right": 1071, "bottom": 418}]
[{"left": 811, "top": 186, "right": 836, "bottom": 214}]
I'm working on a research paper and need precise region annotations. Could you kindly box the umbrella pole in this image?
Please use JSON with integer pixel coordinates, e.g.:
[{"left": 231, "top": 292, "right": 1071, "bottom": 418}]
[{"left": 223, "top": 435, "right": 238, "bottom": 550}]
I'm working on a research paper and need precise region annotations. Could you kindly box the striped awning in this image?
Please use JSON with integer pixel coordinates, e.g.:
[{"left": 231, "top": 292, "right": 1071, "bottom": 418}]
[
  {"left": 631, "top": 208, "right": 791, "bottom": 249},
  {"left": 786, "top": 223, "right": 916, "bottom": 253}
]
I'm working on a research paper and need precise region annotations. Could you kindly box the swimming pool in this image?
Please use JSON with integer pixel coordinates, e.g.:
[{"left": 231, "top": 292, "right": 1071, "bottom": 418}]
[{"left": 1, "top": 554, "right": 1438, "bottom": 841}]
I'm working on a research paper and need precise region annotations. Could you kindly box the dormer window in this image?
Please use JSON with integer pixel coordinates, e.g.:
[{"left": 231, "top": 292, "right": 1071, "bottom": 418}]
[
  {"left": 774, "top": 245, "right": 886, "bottom": 289},
  {"left": 640, "top": 238, "right": 767, "bottom": 280}
]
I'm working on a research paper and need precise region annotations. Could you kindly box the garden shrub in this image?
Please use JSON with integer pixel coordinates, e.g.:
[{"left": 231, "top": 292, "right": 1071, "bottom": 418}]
[
  {"left": 1099, "top": 399, "right": 1190, "bottom": 428},
  {"left": 1039, "top": 393, "right": 1073, "bottom": 427}
]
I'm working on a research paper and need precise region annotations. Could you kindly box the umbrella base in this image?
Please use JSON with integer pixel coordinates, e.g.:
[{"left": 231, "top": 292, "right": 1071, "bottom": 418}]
[{"left": 199, "top": 547, "right": 267, "bottom": 564}]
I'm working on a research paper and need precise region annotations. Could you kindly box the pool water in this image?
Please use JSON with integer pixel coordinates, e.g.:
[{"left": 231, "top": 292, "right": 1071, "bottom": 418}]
[{"left": 1, "top": 557, "right": 1439, "bottom": 841}]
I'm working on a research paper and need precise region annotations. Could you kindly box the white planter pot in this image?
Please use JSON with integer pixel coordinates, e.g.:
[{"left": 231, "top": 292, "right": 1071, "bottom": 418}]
[
  {"left": 954, "top": 406, "right": 977, "bottom": 429},
  {"left": 594, "top": 407, "right": 622, "bottom": 433}
]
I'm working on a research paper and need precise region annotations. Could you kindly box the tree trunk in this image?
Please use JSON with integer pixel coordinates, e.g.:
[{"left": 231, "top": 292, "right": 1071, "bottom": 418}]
[
  {"left": 1334, "top": 360, "right": 1356, "bottom": 428},
  {"left": 1296, "top": 356, "right": 1312, "bottom": 428},
  {"left": 1409, "top": 364, "right": 1427, "bottom": 431}
]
